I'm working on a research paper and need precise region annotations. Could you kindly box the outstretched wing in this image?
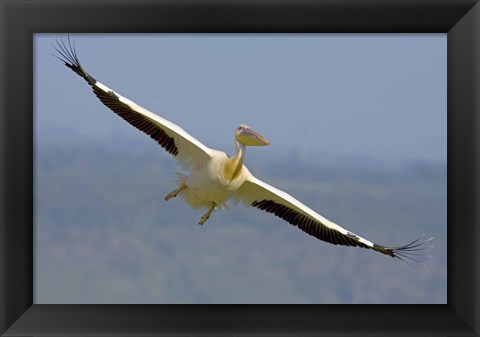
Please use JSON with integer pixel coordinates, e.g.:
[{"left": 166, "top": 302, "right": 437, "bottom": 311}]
[
  {"left": 236, "top": 175, "right": 432, "bottom": 262},
  {"left": 54, "top": 38, "right": 214, "bottom": 170}
]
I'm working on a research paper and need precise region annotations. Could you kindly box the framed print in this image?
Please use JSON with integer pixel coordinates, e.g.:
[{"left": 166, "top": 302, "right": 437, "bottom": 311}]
[{"left": 1, "top": 0, "right": 479, "bottom": 336}]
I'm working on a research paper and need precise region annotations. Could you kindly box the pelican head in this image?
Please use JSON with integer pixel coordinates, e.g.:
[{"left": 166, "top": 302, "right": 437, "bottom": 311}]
[{"left": 235, "top": 124, "right": 270, "bottom": 146}]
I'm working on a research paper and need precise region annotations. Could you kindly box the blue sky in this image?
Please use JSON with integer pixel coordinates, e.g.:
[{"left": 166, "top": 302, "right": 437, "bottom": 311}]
[
  {"left": 34, "top": 34, "right": 447, "bottom": 304},
  {"left": 36, "top": 34, "right": 446, "bottom": 164}
]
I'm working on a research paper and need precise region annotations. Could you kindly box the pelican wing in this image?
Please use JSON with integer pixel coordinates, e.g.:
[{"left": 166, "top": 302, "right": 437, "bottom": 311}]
[
  {"left": 237, "top": 175, "right": 431, "bottom": 262},
  {"left": 54, "top": 39, "right": 213, "bottom": 169}
]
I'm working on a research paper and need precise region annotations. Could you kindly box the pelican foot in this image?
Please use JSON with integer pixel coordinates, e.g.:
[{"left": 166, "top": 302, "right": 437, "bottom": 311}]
[
  {"left": 198, "top": 214, "right": 210, "bottom": 225},
  {"left": 164, "top": 183, "right": 186, "bottom": 201},
  {"left": 198, "top": 202, "right": 217, "bottom": 225},
  {"left": 164, "top": 191, "right": 177, "bottom": 201}
]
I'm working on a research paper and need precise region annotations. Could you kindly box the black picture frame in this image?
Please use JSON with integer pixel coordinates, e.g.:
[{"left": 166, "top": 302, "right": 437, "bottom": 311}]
[{"left": 1, "top": 0, "right": 478, "bottom": 336}]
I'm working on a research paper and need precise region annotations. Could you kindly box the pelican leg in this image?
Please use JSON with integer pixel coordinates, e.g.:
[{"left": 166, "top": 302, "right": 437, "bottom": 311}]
[
  {"left": 164, "top": 183, "right": 186, "bottom": 201},
  {"left": 198, "top": 202, "right": 217, "bottom": 225}
]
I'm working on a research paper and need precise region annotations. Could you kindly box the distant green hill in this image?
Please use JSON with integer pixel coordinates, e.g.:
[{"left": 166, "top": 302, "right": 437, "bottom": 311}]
[{"left": 34, "top": 140, "right": 446, "bottom": 304}]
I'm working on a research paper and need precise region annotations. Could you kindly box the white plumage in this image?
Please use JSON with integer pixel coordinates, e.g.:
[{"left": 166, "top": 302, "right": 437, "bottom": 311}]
[{"left": 54, "top": 38, "right": 432, "bottom": 263}]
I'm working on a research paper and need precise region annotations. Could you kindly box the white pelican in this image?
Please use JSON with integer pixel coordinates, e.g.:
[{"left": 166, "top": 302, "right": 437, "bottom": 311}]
[{"left": 54, "top": 38, "right": 432, "bottom": 263}]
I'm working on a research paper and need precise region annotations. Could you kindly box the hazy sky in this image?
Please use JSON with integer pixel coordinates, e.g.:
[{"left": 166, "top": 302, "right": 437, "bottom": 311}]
[{"left": 35, "top": 34, "right": 446, "bottom": 164}]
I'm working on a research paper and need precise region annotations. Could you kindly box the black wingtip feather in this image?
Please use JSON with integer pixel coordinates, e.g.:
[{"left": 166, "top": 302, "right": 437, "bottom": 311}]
[
  {"left": 53, "top": 35, "right": 96, "bottom": 85},
  {"left": 377, "top": 234, "right": 434, "bottom": 265}
]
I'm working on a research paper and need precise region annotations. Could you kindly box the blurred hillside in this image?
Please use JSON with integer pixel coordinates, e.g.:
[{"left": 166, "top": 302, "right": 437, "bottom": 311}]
[{"left": 34, "top": 137, "right": 446, "bottom": 304}]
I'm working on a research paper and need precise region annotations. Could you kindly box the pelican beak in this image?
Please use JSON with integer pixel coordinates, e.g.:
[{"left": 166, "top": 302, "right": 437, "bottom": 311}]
[{"left": 236, "top": 126, "right": 270, "bottom": 146}]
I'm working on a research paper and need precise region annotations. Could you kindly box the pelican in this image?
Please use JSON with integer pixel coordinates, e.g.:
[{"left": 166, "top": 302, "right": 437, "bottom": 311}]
[{"left": 54, "top": 38, "right": 432, "bottom": 263}]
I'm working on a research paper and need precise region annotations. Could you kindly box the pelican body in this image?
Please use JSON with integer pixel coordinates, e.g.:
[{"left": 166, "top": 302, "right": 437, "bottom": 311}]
[
  {"left": 54, "top": 38, "right": 432, "bottom": 263},
  {"left": 166, "top": 125, "right": 268, "bottom": 224}
]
